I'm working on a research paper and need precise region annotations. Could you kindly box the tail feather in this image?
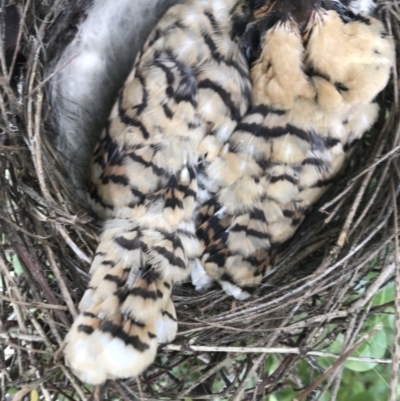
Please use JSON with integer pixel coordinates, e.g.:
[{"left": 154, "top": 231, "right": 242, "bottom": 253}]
[
  {"left": 65, "top": 274, "right": 172, "bottom": 384},
  {"left": 64, "top": 220, "right": 179, "bottom": 384},
  {"left": 156, "top": 297, "right": 178, "bottom": 343}
]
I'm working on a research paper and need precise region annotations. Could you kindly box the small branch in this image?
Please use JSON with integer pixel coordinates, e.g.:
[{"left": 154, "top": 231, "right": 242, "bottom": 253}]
[
  {"left": 0, "top": 332, "right": 44, "bottom": 342},
  {"left": 389, "top": 178, "right": 400, "bottom": 401},
  {"left": 349, "top": 262, "right": 396, "bottom": 313},
  {"left": 57, "top": 224, "right": 91, "bottom": 264},
  {"left": 7, "top": 0, "right": 32, "bottom": 81},
  {"left": 0, "top": 293, "right": 68, "bottom": 311},
  {"left": 60, "top": 365, "right": 88, "bottom": 401},
  {"left": 165, "top": 344, "right": 392, "bottom": 364},
  {"left": 293, "top": 324, "right": 383, "bottom": 401},
  {"left": 26, "top": 53, "right": 79, "bottom": 97},
  {"left": 178, "top": 354, "right": 230, "bottom": 397},
  {"left": 7, "top": 225, "right": 71, "bottom": 326}
]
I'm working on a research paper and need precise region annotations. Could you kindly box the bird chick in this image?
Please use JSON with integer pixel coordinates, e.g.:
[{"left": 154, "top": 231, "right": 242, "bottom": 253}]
[
  {"left": 195, "top": 0, "right": 394, "bottom": 300},
  {"left": 63, "top": 0, "right": 256, "bottom": 385}
]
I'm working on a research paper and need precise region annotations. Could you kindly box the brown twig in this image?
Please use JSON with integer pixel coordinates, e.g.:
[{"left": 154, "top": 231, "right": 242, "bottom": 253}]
[{"left": 294, "top": 324, "right": 384, "bottom": 401}]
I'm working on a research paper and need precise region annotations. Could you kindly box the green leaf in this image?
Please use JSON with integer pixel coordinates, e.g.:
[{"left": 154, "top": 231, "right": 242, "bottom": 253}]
[
  {"left": 319, "top": 327, "right": 388, "bottom": 373},
  {"left": 344, "top": 328, "right": 387, "bottom": 372},
  {"left": 372, "top": 282, "right": 395, "bottom": 307},
  {"left": 267, "top": 388, "right": 297, "bottom": 401},
  {"left": 347, "top": 391, "right": 375, "bottom": 401},
  {"left": 12, "top": 254, "right": 23, "bottom": 275}
]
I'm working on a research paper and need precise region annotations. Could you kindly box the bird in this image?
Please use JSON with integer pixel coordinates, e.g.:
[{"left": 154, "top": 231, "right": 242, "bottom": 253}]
[
  {"left": 193, "top": 0, "right": 394, "bottom": 301},
  {"left": 61, "top": 0, "right": 394, "bottom": 386},
  {"left": 63, "top": 0, "right": 258, "bottom": 385}
]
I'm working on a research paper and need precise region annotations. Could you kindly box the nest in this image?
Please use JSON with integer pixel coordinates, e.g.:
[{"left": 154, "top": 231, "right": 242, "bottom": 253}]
[{"left": 1, "top": 1, "right": 399, "bottom": 400}]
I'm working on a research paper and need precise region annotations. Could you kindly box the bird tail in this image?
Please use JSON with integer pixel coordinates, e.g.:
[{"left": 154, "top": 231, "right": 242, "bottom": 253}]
[{"left": 64, "top": 218, "right": 180, "bottom": 385}]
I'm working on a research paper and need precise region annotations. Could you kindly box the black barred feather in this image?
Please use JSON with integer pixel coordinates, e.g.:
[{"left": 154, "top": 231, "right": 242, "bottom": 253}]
[
  {"left": 63, "top": 0, "right": 393, "bottom": 385},
  {"left": 64, "top": 0, "right": 254, "bottom": 385},
  {"left": 192, "top": 1, "right": 394, "bottom": 300}
]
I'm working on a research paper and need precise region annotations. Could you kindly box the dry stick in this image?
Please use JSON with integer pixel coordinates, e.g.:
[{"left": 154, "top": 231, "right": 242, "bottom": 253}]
[
  {"left": 351, "top": 144, "right": 400, "bottom": 182},
  {"left": 200, "top": 293, "right": 229, "bottom": 313},
  {"left": 59, "top": 365, "right": 88, "bottom": 401},
  {"left": 0, "top": 0, "right": 8, "bottom": 79},
  {"left": 389, "top": 178, "right": 400, "bottom": 401},
  {"left": 33, "top": 89, "right": 52, "bottom": 201},
  {"left": 11, "top": 369, "right": 56, "bottom": 401},
  {"left": 324, "top": 197, "right": 346, "bottom": 224},
  {"left": 7, "top": 0, "right": 32, "bottom": 82},
  {"left": 349, "top": 262, "right": 396, "bottom": 313},
  {"left": 350, "top": 161, "right": 391, "bottom": 236},
  {"left": 232, "top": 303, "right": 304, "bottom": 400},
  {"left": 0, "top": 293, "right": 68, "bottom": 311},
  {"left": 328, "top": 311, "right": 360, "bottom": 401},
  {"left": 1, "top": 267, "right": 26, "bottom": 331},
  {"left": 337, "top": 129, "right": 390, "bottom": 247},
  {"left": 0, "top": 90, "right": 9, "bottom": 130},
  {"left": 0, "top": 254, "right": 63, "bottom": 345},
  {"left": 386, "top": 10, "right": 399, "bottom": 108},
  {"left": 294, "top": 324, "right": 383, "bottom": 401},
  {"left": 178, "top": 355, "right": 230, "bottom": 397},
  {"left": 212, "top": 220, "right": 391, "bottom": 323},
  {"left": 112, "top": 382, "right": 140, "bottom": 401},
  {"left": 232, "top": 353, "right": 265, "bottom": 401},
  {"left": 0, "top": 332, "right": 44, "bottom": 343},
  {"left": 27, "top": 53, "right": 79, "bottom": 97},
  {"left": 165, "top": 344, "right": 392, "bottom": 364},
  {"left": 327, "top": 230, "right": 393, "bottom": 399},
  {"left": 40, "top": 227, "right": 78, "bottom": 318},
  {"left": 26, "top": 41, "right": 40, "bottom": 139},
  {"left": 0, "top": 76, "right": 21, "bottom": 114},
  {"left": 0, "top": 342, "right": 48, "bottom": 355},
  {"left": 0, "top": 213, "right": 49, "bottom": 239},
  {"left": 29, "top": 315, "right": 54, "bottom": 349},
  {"left": 36, "top": 370, "right": 52, "bottom": 401},
  {"left": 7, "top": 225, "right": 70, "bottom": 326},
  {"left": 57, "top": 224, "right": 91, "bottom": 264},
  {"left": 319, "top": 182, "right": 355, "bottom": 212}
]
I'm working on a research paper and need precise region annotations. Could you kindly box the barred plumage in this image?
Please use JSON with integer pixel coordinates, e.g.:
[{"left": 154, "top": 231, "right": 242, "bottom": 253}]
[
  {"left": 194, "top": 2, "right": 394, "bottom": 299},
  {"left": 60, "top": 0, "right": 394, "bottom": 386},
  {"left": 64, "top": 0, "right": 254, "bottom": 385}
]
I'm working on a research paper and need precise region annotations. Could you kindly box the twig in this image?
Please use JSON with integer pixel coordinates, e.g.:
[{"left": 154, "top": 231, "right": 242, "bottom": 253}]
[
  {"left": 389, "top": 178, "right": 400, "bottom": 401},
  {"left": 350, "top": 145, "right": 400, "bottom": 182},
  {"left": 349, "top": 262, "right": 396, "bottom": 313},
  {"left": 211, "top": 217, "right": 392, "bottom": 323},
  {"left": 26, "top": 53, "right": 79, "bottom": 97},
  {"left": 7, "top": 224, "right": 71, "bottom": 326},
  {"left": 41, "top": 235, "right": 78, "bottom": 318},
  {"left": 0, "top": 332, "right": 44, "bottom": 342},
  {"left": 7, "top": 0, "right": 32, "bottom": 81},
  {"left": 293, "top": 324, "right": 383, "bottom": 401},
  {"left": 57, "top": 224, "right": 92, "bottom": 264},
  {"left": 0, "top": 213, "right": 49, "bottom": 240},
  {"left": 165, "top": 344, "right": 392, "bottom": 364},
  {"left": 60, "top": 365, "right": 88, "bottom": 401},
  {"left": 0, "top": 293, "right": 68, "bottom": 311},
  {"left": 178, "top": 354, "right": 230, "bottom": 397},
  {"left": 337, "top": 164, "right": 376, "bottom": 247},
  {"left": 232, "top": 353, "right": 265, "bottom": 401}
]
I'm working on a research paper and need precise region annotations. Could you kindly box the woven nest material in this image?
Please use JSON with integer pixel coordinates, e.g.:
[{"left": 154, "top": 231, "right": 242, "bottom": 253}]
[{"left": 1, "top": 1, "right": 400, "bottom": 400}]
